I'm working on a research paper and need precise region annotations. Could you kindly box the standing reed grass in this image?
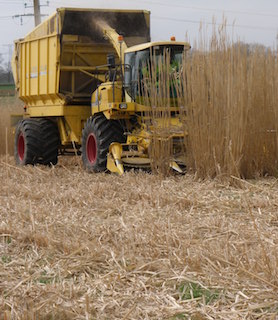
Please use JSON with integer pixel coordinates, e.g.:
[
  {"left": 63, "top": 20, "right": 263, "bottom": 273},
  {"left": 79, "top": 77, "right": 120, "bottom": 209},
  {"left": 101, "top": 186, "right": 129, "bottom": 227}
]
[
  {"left": 145, "top": 23, "right": 278, "bottom": 178},
  {"left": 140, "top": 51, "right": 174, "bottom": 176},
  {"left": 241, "top": 47, "right": 278, "bottom": 177},
  {"left": 181, "top": 24, "right": 278, "bottom": 178}
]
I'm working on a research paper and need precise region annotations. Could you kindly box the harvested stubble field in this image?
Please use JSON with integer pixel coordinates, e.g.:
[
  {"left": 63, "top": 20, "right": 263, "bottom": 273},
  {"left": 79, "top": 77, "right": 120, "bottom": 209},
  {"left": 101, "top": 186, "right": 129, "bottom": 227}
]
[
  {"left": 1, "top": 155, "right": 278, "bottom": 319},
  {"left": 1, "top": 26, "right": 278, "bottom": 318}
]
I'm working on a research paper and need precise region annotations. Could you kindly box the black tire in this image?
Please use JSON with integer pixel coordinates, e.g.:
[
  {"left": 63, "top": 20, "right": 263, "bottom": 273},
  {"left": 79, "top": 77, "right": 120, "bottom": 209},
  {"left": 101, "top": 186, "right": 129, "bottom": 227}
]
[
  {"left": 82, "top": 114, "right": 125, "bottom": 172},
  {"left": 14, "top": 118, "right": 59, "bottom": 166},
  {"left": 40, "top": 119, "right": 59, "bottom": 165},
  {"left": 14, "top": 119, "right": 44, "bottom": 165}
]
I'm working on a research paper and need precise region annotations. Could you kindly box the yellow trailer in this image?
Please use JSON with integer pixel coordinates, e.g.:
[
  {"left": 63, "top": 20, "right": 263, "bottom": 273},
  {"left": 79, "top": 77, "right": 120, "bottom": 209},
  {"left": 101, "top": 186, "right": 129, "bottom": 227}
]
[{"left": 12, "top": 7, "right": 190, "bottom": 173}]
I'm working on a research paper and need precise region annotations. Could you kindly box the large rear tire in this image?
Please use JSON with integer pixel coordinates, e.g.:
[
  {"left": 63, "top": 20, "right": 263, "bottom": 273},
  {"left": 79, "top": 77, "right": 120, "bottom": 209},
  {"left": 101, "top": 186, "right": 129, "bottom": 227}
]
[
  {"left": 40, "top": 119, "right": 59, "bottom": 165},
  {"left": 14, "top": 119, "right": 44, "bottom": 165},
  {"left": 82, "top": 114, "right": 125, "bottom": 172},
  {"left": 14, "top": 118, "right": 59, "bottom": 166}
]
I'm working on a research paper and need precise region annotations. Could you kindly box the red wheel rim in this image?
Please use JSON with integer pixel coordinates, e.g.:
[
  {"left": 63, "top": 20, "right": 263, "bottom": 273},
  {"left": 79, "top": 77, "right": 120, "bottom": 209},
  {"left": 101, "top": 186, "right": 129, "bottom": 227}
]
[
  {"left": 86, "top": 133, "right": 97, "bottom": 164},
  {"left": 18, "top": 133, "right": 25, "bottom": 161}
]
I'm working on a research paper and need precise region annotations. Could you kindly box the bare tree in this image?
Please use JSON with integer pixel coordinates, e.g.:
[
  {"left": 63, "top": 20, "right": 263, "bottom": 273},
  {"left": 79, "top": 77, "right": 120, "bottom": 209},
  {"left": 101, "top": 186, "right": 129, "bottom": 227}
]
[{"left": 0, "top": 53, "right": 13, "bottom": 84}]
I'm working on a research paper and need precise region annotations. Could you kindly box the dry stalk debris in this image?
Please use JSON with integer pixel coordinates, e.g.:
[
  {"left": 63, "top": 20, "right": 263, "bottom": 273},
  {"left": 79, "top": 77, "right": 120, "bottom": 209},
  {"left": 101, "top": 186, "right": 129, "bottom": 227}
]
[{"left": 0, "top": 156, "right": 278, "bottom": 319}]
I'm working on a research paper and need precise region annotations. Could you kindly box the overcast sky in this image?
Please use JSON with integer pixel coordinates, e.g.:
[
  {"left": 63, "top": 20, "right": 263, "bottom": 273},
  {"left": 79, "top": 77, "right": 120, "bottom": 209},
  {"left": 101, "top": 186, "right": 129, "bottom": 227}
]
[{"left": 0, "top": 0, "right": 278, "bottom": 59}]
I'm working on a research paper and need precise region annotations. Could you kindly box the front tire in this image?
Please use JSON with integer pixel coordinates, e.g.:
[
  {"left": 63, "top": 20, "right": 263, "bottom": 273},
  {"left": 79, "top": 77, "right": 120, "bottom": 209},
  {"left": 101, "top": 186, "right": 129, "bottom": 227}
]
[{"left": 82, "top": 114, "right": 125, "bottom": 172}]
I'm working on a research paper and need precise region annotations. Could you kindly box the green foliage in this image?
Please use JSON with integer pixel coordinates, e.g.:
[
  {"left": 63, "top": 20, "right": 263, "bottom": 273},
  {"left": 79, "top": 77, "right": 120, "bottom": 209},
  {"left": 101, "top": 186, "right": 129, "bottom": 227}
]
[
  {"left": 1, "top": 235, "right": 12, "bottom": 245},
  {"left": 1, "top": 255, "right": 11, "bottom": 263},
  {"left": 38, "top": 271, "right": 53, "bottom": 285},
  {"left": 178, "top": 282, "right": 220, "bottom": 304},
  {"left": 169, "top": 314, "right": 188, "bottom": 320},
  {"left": 38, "top": 277, "right": 52, "bottom": 284}
]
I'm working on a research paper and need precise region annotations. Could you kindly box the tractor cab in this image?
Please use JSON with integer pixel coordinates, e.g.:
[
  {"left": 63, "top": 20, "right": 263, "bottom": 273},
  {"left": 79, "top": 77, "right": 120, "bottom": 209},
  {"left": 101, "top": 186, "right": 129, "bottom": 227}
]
[{"left": 124, "top": 41, "right": 191, "bottom": 101}]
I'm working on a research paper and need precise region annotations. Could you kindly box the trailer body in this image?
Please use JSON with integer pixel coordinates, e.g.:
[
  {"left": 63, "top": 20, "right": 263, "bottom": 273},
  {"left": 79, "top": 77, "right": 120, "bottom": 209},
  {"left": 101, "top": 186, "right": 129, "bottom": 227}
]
[{"left": 12, "top": 8, "right": 150, "bottom": 147}]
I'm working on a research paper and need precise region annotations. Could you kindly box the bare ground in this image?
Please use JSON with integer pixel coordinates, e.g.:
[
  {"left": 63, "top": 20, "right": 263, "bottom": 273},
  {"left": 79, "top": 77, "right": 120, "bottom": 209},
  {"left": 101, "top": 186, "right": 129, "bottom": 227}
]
[{"left": 0, "top": 156, "right": 278, "bottom": 319}]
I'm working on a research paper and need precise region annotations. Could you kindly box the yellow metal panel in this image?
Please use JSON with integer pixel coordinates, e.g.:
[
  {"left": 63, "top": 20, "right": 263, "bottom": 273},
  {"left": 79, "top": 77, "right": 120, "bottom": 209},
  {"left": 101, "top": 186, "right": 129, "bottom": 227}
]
[
  {"left": 92, "top": 99, "right": 153, "bottom": 115},
  {"left": 98, "top": 84, "right": 122, "bottom": 106},
  {"left": 39, "top": 38, "right": 48, "bottom": 95},
  {"left": 18, "top": 34, "right": 59, "bottom": 105},
  {"left": 27, "top": 105, "right": 91, "bottom": 117},
  {"left": 27, "top": 42, "right": 31, "bottom": 96},
  {"left": 57, "top": 117, "right": 68, "bottom": 145},
  {"left": 49, "top": 36, "right": 58, "bottom": 94},
  {"left": 57, "top": 116, "right": 82, "bottom": 144},
  {"left": 37, "top": 39, "right": 40, "bottom": 95},
  {"left": 65, "top": 116, "right": 82, "bottom": 143},
  {"left": 47, "top": 37, "right": 49, "bottom": 93},
  {"left": 24, "top": 11, "right": 58, "bottom": 40},
  {"left": 20, "top": 43, "right": 25, "bottom": 97},
  {"left": 22, "top": 43, "right": 25, "bottom": 97},
  {"left": 30, "top": 40, "right": 38, "bottom": 95}
]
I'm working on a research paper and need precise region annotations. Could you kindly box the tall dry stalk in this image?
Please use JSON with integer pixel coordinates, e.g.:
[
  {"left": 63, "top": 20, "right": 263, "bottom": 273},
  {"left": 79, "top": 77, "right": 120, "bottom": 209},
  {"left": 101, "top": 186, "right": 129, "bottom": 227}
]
[
  {"left": 141, "top": 50, "right": 173, "bottom": 176},
  {"left": 139, "top": 21, "right": 278, "bottom": 179},
  {"left": 241, "top": 48, "right": 278, "bottom": 177},
  {"left": 177, "top": 23, "right": 278, "bottom": 178}
]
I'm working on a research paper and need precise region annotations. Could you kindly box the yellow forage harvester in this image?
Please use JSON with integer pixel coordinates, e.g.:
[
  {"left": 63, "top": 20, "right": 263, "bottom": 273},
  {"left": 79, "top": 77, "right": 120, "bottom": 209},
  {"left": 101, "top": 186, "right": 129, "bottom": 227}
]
[{"left": 12, "top": 8, "right": 190, "bottom": 174}]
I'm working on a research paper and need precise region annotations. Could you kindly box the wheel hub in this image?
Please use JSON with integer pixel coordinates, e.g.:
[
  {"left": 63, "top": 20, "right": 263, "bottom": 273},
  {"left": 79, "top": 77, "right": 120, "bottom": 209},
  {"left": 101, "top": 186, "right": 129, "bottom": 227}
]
[
  {"left": 18, "top": 133, "right": 25, "bottom": 161},
  {"left": 86, "top": 133, "right": 97, "bottom": 164}
]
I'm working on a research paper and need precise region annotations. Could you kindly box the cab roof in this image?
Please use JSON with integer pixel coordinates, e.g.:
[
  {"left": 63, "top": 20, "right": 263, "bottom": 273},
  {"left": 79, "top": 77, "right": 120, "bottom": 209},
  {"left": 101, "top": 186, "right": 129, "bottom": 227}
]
[{"left": 125, "top": 41, "right": 191, "bottom": 53}]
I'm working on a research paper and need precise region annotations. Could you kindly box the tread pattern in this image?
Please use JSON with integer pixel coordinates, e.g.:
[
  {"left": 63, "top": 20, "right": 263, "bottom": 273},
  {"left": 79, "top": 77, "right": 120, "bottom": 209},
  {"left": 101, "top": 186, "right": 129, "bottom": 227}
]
[
  {"left": 82, "top": 114, "right": 126, "bottom": 172},
  {"left": 14, "top": 118, "right": 59, "bottom": 166},
  {"left": 40, "top": 119, "right": 59, "bottom": 165}
]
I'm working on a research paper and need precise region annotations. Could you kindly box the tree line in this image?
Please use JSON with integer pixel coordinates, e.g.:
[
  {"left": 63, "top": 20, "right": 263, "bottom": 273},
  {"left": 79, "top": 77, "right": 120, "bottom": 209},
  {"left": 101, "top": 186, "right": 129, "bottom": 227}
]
[{"left": 0, "top": 53, "right": 13, "bottom": 85}]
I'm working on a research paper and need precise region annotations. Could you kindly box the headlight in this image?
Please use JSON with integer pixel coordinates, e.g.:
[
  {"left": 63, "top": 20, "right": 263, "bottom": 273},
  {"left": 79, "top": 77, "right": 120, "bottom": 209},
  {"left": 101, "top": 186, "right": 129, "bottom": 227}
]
[{"left": 119, "top": 103, "right": 127, "bottom": 109}]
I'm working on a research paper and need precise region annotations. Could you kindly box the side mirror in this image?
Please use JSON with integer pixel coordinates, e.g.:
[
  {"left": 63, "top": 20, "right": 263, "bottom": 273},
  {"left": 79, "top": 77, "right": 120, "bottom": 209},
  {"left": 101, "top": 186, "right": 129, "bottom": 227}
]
[
  {"left": 107, "top": 54, "right": 115, "bottom": 68},
  {"left": 123, "top": 65, "right": 132, "bottom": 88}
]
